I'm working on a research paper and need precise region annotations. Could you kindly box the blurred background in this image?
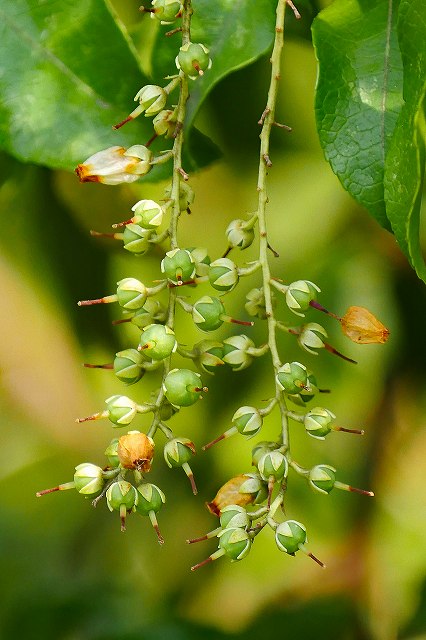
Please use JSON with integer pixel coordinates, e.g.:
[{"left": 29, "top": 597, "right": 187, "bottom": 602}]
[{"left": 1, "top": 1, "right": 426, "bottom": 639}]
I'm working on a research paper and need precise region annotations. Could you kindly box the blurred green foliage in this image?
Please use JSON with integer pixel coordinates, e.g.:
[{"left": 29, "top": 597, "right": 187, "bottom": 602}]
[{"left": 0, "top": 1, "right": 426, "bottom": 640}]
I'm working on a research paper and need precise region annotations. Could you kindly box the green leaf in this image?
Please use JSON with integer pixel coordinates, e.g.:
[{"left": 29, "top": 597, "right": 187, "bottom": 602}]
[
  {"left": 312, "top": 0, "right": 404, "bottom": 230},
  {"left": 151, "top": 0, "right": 277, "bottom": 127},
  {"left": 384, "top": 0, "right": 426, "bottom": 281},
  {"left": 0, "top": 0, "right": 218, "bottom": 177}
]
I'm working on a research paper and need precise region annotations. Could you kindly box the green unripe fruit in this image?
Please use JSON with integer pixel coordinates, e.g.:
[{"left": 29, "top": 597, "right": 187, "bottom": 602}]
[
  {"left": 232, "top": 406, "right": 263, "bottom": 438},
  {"left": 151, "top": 0, "right": 182, "bottom": 24},
  {"left": 106, "top": 480, "right": 137, "bottom": 512},
  {"left": 135, "top": 483, "right": 165, "bottom": 516},
  {"left": 238, "top": 473, "right": 268, "bottom": 504},
  {"left": 219, "top": 505, "right": 250, "bottom": 530},
  {"left": 192, "top": 296, "right": 225, "bottom": 331},
  {"left": 308, "top": 464, "right": 336, "bottom": 494},
  {"left": 189, "top": 247, "right": 211, "bottom": 277},
  {"left": 163, "top": 437, "right": 195, "bottom": 468},
  {"left": 163, "top": 368, "right": 205, "bottom": 407},
  {"left": 176, "top": 42, "right": 212, "bottom": 79},
  {"left": 150, "top": 389, "right": 179, "bottom": 421},
  {"left": 223, "top": 334, "right": 254, "bottom": 371},
  {"left": 245, "top": 287, "right": 276, "bottom": 319},
  {"left": 128, "top": 298, "right": 167, "bottom": 330},
  {"left": 226, "top": 219, "right": 254, "bottom": 250},
  {"left": 161, "top": 248, "right": 195, "bottom": 284},
  {"left": 276, "top": 361, "right": 309, "bottom": 395},
  {"left": 298, "top": 323, "right": 327, "bottom": 355},
  {"left": 209, "top": 258, "right": 239, "bottom": 292},
  {"left": 122, "top": 224, "right": 153, "bottom": 255},
  {"left": 287, "top": 370, "right": 318, "bottom": 406},
  {"left": 258, "top": 450, "right": 288, "bottom": 482},
  {"left": 134, "top": 84, "right": 167, "bottom": 117},
  {"left": 132, "top": 199, "right": 164, "bottom": 229},
  {"left": 114, "top": 349, "right": 145, "bottom": 385},
  {"left": 74, "top": 463, "right": 104, "bottom": 495},
  {"left": 275, "top": 520, "right": 307, "bottom": 554},
  {"left": 194, "top": 340, "right": 224, "bottom": 374},
  {"left": 104, "top": 438, "right": 120, "bottom": 467},
  {"left": 286, "top": 280, "right": 321, "bottom": 317},
  {"left": 116, "top": 278, "right": 148, "bottom": 310},
  {"left": 304, "top": 407, "right": 335, "bottom": 439},
  {"left": 218, "top": 527, "right": 252, "bottom": 561},
  {"left": 105, "top": 394, "right": 138, "bottom": 426},
  {"left": 139, "top": 324, "right": 177, "bottom": 360},
  {"left": 251, "top": 441, "right": 277, "bottom": 467}
]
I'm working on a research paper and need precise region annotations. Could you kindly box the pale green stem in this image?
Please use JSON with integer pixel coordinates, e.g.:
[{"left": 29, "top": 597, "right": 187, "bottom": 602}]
[{"left": 256, "top": 0, "right": 289, "bottom": 449}]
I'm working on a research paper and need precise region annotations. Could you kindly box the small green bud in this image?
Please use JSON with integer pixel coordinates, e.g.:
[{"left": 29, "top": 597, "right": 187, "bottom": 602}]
[
  {"left": 176, "top": 42, "right": 212, "bottom": 79},
  {"left": 122, "top": 224, "right": 153, "bottom": 255},
  {"left": 134, "top": 84, "right": 167, "bottom": 117},
  {"left": 193, "top": 340, "right": 224, "bottom": 374},
  {"left": 163, "top": 368, "right": 205, "bottom": 407},
  {"left": 304, "top": 407, "right": 335, "bottom": 439},
  {"left": 127, "top": 298, "right": 167, "bottom": 330},
  {"left": 245, "top": 287, "right": 274, "bottom": 319},
  {"left": 135, "top": 483, "right": 166, "bottom": 516},
  {"left": 218, "top": 527, "right": 252, "bottom": 561},
  {"left": 226, "top": 219, "right": 254, "bottom": 251},
  {"left": 238, "top": 473, "right": 268, "bottom": 504},
  {"left": 209, "top": 258, "right": 239, "bottom": 292},
  {"left": 251, "top": 441, "right": 277, "bottom": 467},
  {"left": 106, "top": 480, "right": 137, "bottom": 511},
  {"left": 105, "top": 394, "right": 138, "bottom": 426},
  {"left": 219, "top": 505, "right": 250, "bottom": 529},
  {"left": 150, "top": 0, "right": 182, "bottom": 24},
  {"left": 192, "top": 296, "right": 225, "bottom": 331},
  {"left": 275, "top": 520, "right": 307, "bottom": 554},
  {"left": 105, "top": 438, "right": 120, "bottom": 467},
  {"left": 189, "top": 247, "right": 211, "bottom": 277},
  {"left": 257, "top": 451, "right": 288, "bottom": 482},
  {"left": 161, "top": 248, "right": 195, "bottom": 284},
  {"left": 276, "top": 361, "right": 309, "bottom": 394},
  {"left": 298, "top": 323, "right": 327, "bottom": 355},
  {"left": 222, "top": 335, "right": 254, "bottom": 371},
  {"left": 74, "top": 463, "right": 104, "bottom": 495},
  {"left": 286, "top": 280, "right": 320, "bottom": 317},
  {"left": 153, "top": 109, "right": 177, "bottom": 138},
  {"left": 287, "top": 370, "right": 318, "bottom": 406},
  {"left": 165, "top": 180, "right": 194, "bottom": 212},
  {"left": 308, "top": 464, "right": 336, "bottom": 494},
  {"left": 114, "top": 349, "right": 145, "bottom": 385},
  {"left": 232, "top": 406, "right": 263, "bottom": 438},
  {"left": 139, "top": 324, "right": 177, "bottom": 360},
  {"left": 131, "top": 199, "right": 164, "bottom": 229},
  {"left": 150, "top": 389, "right": 179, "bottom": 420},
  {"left": 163, "top": 437, "right": 195, "bottom": 468},
  {"left": 116, "top": 278, "right": 148, "bottom": 310}
]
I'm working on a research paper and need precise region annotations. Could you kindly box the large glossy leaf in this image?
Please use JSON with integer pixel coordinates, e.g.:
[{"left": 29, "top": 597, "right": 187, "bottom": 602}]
[
  {"left": 312, "top": 0, "right": 404, "bottom": 230},
  {"left": 151, "top": 0, "right": 277, "bottom": 127},
  {"left": 384, "top": 0, "right": 426, "bottom": 281},
  {"left": 0, "top": 0, "right": 218, "bottom": 176}
]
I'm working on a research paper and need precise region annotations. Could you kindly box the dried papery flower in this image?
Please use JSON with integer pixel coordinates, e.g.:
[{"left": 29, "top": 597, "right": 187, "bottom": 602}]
[
  {"left": 118, "top": 431, "right": 155, "bottom": 472},
  {"left": 340, "top": 306, "right": 390, "bottom": 344},
  {"left": 206, "top": 473, "right": 264, "bottom": 516}
]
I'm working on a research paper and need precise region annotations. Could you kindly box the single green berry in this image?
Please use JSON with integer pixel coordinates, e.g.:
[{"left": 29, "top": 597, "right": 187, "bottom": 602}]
[
  {"left": 286, "top": 280, "right": 321, "bottom": 317},
  {"left": 114, "top": 349, "right": 145, "bottom": 385},
  {"left": 209, "top": 258, "right": 239, "bottom": 292},
  {"left": 194, "top": 340, "right": 224, "bottom": 374},
  {"left": 232, "top": 406, "right": 263, "bottom": 438},
  {"left": 176, "top": 42, "right": 212, "bottom": 79},
  {"left": 251, "top": 441, "right": 278, "bottom": 467},
  {"left": 163, "top": 437, "right": 196, "bottom": 468},
  {"left": 161, "top": 248, "right": 195, "bottom": 284},
  {"left": 218, "top": 527, "right": 252, "bottom": 561},
  {"left": 219, "top": 505, "right": 250, "bottom": 530},
  {"left": 223, "top": 335, "right": 255, "bottom": 371},
  {"left": 189, "top": 247, "right": 211, "bottom": 277},
  {"left": 287, "top": 370, "right": 318, "bottom": 406},
  {"left": 238, "top": 473, "right": 268, "bottom": 504},
  {"left": 132, "top": 199, "right": 164, "bottom": 229},
  {"left": 105, "top": 394, "right": 138, "bottom": 426},
  {"left": 298, "top": 323, "right": 327, "bottom": 355},
  {"left": 139, "top": 324, "right": 177, "bottom": 360},
  {"left": 106, "top": 480, "right": 138, "bottom": 511},
  {"left": 163, "top": 368, "right": 205, "bottom": 407},
  {"left": 151, "top": 0, "right": 182, "bottom": 24},
  {"left": 304, "top": 407, "right": 335, "bottom": 439},
  {"left": 127, "top": 298, "right": 167, "bottom": 330},
  {"left": 226, "top": 219, "right": 254, "bottom": 251},
  {"left": 135, "top": 483, "right": 165, "bottom": 516},
  {"left": 116, "top": 278, "right": 148, "bottom": 310},
  {"left": 105, "top": 438, "right": 120, "bottom": 467},
  {"left": 308, "top": 464, "right": 336, "bottom": 494},
  {"left": 257, "top": 451, "right": 288, "bottom": 482},
  {"left": 192, "top": 296, "right": 225, "bottom": 331},
  {"left": 134, "top": 84, "right": 167, "bottom": 117},
  {"left": 122, "top": 224, "right": 153, "bottom": 255},
  {"left": 275, "top": 520, "right": 307, "bottom": 554},
  {"left": 276, "top": 361, "right": 309, "bottom": 395},
  {"left": 73, "top": 463, "right": 105, "bottom": 495}
]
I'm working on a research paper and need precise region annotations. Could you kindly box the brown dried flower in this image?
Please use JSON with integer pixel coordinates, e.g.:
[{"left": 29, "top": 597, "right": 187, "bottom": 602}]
[
  {"left": 118, "top": 431, "right": 155, "bottom": 472},
  {"left": 340, "top": 306, "right": 390, "bottom": 344}
]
